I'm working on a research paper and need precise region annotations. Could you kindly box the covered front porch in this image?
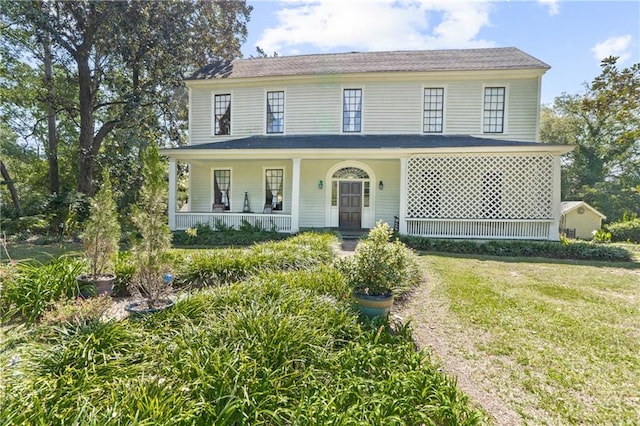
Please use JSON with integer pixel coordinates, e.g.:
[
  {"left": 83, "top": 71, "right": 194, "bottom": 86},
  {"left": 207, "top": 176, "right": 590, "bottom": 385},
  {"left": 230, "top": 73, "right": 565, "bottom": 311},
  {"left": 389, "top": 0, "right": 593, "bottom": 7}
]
[{"left": 162, "top": 134, "right": 572, "bottom": 241}]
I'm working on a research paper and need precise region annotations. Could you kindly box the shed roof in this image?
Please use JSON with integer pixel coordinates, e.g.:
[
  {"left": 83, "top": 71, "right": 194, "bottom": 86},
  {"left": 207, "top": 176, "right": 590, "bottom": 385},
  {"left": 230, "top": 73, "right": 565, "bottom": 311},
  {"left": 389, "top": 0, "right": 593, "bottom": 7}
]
[
  {"left": 189, "top": 47, "right": 550, "bottom": 80},
  {"left": 561, "top": 201, "right": 606, "bottom": 219}
]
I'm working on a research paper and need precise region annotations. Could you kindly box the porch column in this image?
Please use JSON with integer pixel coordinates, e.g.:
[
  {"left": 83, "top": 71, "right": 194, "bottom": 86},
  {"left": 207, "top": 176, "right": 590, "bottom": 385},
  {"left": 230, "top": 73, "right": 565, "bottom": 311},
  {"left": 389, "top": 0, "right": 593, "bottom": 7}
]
[
  {"left": 168, "top": 158, "right": 177, "bottom": 231},
  {"left": 399, "top": 157, "right": 408, "bottom": 235},
  {"left": 291, "top": 157, "right": 301, "bottom": 233},
  {"left": 549, "top": 155, "right": 562, "bottom": 241}
]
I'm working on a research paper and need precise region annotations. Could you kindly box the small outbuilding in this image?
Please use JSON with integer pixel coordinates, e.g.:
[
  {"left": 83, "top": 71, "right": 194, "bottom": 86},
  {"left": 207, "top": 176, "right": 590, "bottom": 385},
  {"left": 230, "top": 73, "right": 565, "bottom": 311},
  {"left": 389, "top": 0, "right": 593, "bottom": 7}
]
[{"left": 560, "top": 201, "right": 606, "bottom": 240}]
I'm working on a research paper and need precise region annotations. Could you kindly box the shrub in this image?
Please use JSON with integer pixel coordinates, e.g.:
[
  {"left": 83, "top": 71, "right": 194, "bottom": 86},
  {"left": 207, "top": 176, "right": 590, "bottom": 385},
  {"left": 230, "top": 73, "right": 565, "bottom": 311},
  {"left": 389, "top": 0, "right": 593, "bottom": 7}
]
[
  {"left": 40, "top": 295, "right": 111, "bottom": 327},
  {"left": 81, "top": 170, "right": 121, "bottom": 279},
  {"left": 0, "top": 256, "right": 85, "bottom": 323},
  {"left": 172, "top": 222, "right": 288, "bottom": 247},
  {"left": 337, "top": 222, "right": 421, "bottom": 296},
  {"left": 400, "top": 236, "right": 633, "bottom": 262},
  {"left": 129, "top": 145, "right": 174, "bottom": 307},
  {"left": 174, "top": 232, "right": 340, "bottom": 288},
  {"left": 607, "top": 218, "right": 640, "bottom": 243}
]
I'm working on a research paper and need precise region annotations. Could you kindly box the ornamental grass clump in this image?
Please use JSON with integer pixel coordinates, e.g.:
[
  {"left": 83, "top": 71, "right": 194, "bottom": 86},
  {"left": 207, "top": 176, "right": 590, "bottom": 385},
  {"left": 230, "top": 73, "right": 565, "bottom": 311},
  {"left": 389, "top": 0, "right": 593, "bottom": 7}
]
[{"left": 338, "top": 221, "right": 421, "bottom": 296}]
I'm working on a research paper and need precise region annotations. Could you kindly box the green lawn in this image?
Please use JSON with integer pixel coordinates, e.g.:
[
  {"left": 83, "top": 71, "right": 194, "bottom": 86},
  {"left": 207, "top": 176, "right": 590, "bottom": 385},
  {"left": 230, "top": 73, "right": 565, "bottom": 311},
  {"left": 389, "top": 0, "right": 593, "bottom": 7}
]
[
  {"left": 2, "top": 241, "right": 82, "bottom": 264},
  {"left": 421, "top": 254, "right": 640, "bottom": 425}
]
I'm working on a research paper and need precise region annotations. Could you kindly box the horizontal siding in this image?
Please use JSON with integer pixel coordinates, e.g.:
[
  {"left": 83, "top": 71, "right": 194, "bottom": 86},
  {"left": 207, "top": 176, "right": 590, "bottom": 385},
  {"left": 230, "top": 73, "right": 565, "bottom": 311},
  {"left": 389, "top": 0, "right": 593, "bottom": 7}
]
[
  {"left": 187, "top": 158, "right": 401, "bottom": 229},
  {"left": 286, "top": 84, "right": 341, "bottom": 134},
  {"left": 364, "top": 83, "right": 422, "bottom": 134},
  {"left": 189, "top": 75, "right": 541, "bottom": 145}
]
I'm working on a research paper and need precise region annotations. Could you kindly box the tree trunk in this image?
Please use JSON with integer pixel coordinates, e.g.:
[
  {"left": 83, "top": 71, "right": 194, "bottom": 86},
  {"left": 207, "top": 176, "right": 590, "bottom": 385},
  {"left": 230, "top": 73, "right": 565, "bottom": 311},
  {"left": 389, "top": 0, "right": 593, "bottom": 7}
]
[
  {"left": 43, "top": 32, "right": 60, "bottom": 195},
  {"left": 77, "top": 50, "right": 96, "bottom": 196},
  {"left": 0, "top": 160, "right": 23, "bottom": 216}
]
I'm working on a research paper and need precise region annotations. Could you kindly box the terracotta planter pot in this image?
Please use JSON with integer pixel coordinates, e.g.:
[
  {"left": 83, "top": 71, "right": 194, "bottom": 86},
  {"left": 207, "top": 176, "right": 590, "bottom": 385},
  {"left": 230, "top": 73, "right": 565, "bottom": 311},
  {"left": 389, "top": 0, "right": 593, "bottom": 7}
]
[
  {"left": 352, "top": 290, "right": 394, "bottom": 319},
  {"left": 77, "top": 274, "right": 116, "bottom": 298}
]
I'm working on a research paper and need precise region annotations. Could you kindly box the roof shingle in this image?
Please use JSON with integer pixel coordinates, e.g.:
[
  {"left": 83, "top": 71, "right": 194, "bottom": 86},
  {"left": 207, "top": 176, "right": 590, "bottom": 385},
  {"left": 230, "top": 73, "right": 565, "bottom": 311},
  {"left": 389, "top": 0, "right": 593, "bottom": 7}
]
[{"left": 189, "top": 47, "right": 550, "bottom": 80}]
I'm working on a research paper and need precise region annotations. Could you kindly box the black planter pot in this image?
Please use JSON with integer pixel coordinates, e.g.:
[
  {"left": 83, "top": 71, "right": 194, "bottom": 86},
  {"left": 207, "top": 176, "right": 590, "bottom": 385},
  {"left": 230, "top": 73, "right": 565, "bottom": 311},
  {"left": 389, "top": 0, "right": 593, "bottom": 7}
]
[
  {"left": 124, "top": 299, "right": 175, "bottom": 318},
  {"left": 352, "top": 290, "right": 394, "bottom": 319},
  {"left": 77, "top": 274, "right": 116, "bottom": 298}
]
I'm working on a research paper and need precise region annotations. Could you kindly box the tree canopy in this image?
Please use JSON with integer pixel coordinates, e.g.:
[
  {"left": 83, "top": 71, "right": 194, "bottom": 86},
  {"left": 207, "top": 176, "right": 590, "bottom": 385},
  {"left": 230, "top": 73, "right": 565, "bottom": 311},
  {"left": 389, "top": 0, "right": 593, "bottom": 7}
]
[
  {"left": 541, "top": 57, "right": 640, "bottom": 222},
  {"left": 1, "top": 0, "right": 251, "bottom": 202}
]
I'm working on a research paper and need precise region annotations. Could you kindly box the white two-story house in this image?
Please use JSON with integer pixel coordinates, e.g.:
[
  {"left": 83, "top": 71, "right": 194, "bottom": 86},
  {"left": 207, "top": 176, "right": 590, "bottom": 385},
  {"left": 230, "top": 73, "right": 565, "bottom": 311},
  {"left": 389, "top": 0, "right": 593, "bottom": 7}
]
[{"left": 161, "top": 47, "right": 572, "bottom": 240}]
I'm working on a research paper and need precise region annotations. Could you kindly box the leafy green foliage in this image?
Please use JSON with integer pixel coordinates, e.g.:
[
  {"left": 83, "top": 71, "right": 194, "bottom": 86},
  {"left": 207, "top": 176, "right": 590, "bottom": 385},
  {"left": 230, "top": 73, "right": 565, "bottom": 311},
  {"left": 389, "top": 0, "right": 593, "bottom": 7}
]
[
  {"left": 129, "top": 146, "right": 173, "bottom": 306},
  {"left": 174, "top": 232, "right": 340, "bottom": 288},
  {"left": 401, "top": 236, "right": 633, "bottom": 262},
  {"left": 606, "top": 218, "right": 640, "bottom": 243},
  {"left": 336, "top": 222, "right": 421, "bottom": 295},
  {"left": 540, "top": 57, "right": 639, "bottom": 222},
  {"left": 0, "top": 269, "right": 484, "bottom": 424},
  {"left": 81, "top": 171, "right": 121, "bottom": 278},
  {"left": 0, "top": 256, "right": 85, "bottom": 323},
  {"left": 172, "top": 221, "right": 289, "bottom": 247}
]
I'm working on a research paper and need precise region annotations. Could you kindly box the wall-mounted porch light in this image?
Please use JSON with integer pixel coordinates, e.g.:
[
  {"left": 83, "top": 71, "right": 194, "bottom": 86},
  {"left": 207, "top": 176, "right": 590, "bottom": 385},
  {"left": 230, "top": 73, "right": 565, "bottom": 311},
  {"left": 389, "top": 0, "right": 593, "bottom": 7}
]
[
  {"left": 378, "top": 180, "right": 384, "bottom": 190},
  {"left": 318, "top": 180, "right": 324, "bottom": 189}
]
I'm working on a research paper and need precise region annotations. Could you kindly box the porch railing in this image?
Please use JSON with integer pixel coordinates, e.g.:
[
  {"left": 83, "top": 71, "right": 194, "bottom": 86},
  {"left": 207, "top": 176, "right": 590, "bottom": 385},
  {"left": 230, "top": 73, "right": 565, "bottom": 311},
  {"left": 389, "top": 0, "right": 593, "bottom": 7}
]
[
  {"left": 175, "top": 213, "right": 292, "bottom": 233},
  {"left": 405, "top": 218, "right": 552, "bottom": 240}
]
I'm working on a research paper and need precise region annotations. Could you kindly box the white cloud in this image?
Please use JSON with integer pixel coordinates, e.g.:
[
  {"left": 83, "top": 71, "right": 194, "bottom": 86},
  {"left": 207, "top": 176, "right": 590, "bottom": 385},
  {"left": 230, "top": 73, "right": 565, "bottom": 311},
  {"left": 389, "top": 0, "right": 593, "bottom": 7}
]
[
  {"left": 256, "top": 0, "right": 495, "bottom": 55},
  {"left": 591, "top": 35, "right": 633, "bottom": 63},
  {"left": 538, "top": 0, "right": 559, "bottom": 16}
]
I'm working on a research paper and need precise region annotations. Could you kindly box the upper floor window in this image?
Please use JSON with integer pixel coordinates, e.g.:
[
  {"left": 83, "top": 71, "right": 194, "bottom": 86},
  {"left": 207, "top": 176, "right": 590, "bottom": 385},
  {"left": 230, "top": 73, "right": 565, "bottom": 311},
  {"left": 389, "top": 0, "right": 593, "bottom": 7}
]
[
  {"left": 266, "top": 91, "right": 284, "bottom": 134},
  {"left": 483, "top": 87, "right": 505, "bottom": 133},
  {"left": 214, "top": 94, "right": 231, "bottom": 135},
  {"left": 423, "top": 88, "right": 444, "bottom": 133},
  {"left": 265, "top": 168, "right": 284, "bottom": 211},
  {"left": 343, "top": 89, "right": 362, "bottom": 133}
]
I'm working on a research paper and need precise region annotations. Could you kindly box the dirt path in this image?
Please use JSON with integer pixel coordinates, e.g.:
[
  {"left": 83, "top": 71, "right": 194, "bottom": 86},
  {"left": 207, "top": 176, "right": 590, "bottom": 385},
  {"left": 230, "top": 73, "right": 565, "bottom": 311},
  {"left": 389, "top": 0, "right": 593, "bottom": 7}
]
[{"left": 393, "top": 275, "right": 524, "bottom": 426}]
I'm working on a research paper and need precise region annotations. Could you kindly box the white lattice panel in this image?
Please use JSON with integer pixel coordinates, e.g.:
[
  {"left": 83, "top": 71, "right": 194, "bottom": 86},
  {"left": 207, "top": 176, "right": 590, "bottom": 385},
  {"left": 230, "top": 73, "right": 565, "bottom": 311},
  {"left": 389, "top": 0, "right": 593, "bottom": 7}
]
[{"left": 407, "top": 154, "right": 553, "bottom": 219}]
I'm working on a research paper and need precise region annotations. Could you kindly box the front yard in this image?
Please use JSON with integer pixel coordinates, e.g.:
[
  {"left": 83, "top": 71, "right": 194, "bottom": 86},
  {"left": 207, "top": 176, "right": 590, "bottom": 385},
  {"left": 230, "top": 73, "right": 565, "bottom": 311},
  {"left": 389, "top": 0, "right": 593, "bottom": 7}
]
[{"left": 398, "top": 254, "right": 640, "bottom": 425}]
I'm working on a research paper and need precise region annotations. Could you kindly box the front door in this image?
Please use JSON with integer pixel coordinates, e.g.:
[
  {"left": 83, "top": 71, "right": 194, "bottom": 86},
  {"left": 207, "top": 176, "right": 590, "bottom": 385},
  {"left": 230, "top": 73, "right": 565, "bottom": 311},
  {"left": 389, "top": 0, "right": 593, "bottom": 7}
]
[{"left": 339, "top": 181, "right": 362, "bottom": 229}]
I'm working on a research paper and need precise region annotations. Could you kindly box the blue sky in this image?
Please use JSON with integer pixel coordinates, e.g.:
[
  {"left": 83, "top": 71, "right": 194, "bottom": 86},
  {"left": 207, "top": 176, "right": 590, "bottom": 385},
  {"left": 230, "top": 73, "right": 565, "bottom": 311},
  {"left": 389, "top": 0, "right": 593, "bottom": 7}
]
[{"left": 241, "top": 0, "right": 640, "bottom": 105}]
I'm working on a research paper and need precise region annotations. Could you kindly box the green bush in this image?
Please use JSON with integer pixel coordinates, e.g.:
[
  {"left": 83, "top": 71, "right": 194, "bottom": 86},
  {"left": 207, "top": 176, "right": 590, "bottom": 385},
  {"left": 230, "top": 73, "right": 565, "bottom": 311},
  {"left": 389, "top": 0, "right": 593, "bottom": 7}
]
[
  {"left": 174, "top": 232, "right": 340, "bottom": 288},
  {"left": 607, "top": 219, "right": 640, "bottom": 243},
  {"left": 400, "top": 236, "right": 633, "bottom": 262},
  {"left": 336, "top": 222, "right": 421, "bottom": 296},
  {"left": 0, "top": 256, "right": 85, "bottom": 323},
  {"left": 172, "top": 221, "right": 289, "bottom": 247}
]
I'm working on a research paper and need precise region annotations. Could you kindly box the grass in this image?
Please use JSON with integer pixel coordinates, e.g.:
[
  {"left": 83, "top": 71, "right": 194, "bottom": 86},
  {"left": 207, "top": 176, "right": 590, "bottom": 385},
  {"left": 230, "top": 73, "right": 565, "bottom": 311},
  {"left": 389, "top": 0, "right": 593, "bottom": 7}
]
[
  {"left": 420, "top": 253, "right": 640, "bottom": 425},
  {"left": 0, "top": 234, "right": 484, "bottom": 424},
  {"left": 0, "top": 269, "right": 485, "bottom": 424},
  {"left": 1, "top": 240, "right": 82, "bottom": 264}
]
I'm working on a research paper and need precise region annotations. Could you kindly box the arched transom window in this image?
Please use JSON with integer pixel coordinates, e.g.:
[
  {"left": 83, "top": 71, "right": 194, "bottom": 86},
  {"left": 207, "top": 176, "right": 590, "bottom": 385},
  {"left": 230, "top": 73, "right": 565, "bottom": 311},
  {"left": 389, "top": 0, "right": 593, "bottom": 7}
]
[{"left": 332, "top": 167, "right": 369, "bottom": 179}]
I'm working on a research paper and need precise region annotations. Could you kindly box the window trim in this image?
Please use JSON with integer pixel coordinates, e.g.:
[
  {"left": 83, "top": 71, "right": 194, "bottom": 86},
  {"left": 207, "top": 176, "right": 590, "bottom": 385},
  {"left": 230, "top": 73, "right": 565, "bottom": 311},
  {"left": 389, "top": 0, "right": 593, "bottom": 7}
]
[
  {"left": 481, "top": 85, "right": 508, "bottom": 134},
  {"left": 341, "top": 87, "right": 363, "bottom": 134},
  {"left": 211, "top": 167, "right": 233, "bottom": 211},
  {"left": 265, "top": 89, "right": 286, "bottom": 135},
  {"left": 422, "top": 86, "right": 446, "bottom": 134},
  {"left": 211, "top": 92, "right": 232, "bottom": 136},
  {"left": 263, "top": 166, "right": 286, "bottom": 212}
]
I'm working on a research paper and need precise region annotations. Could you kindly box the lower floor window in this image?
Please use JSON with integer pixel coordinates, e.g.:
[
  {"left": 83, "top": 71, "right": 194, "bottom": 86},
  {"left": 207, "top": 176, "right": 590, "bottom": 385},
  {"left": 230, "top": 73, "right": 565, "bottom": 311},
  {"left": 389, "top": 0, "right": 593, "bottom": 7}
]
[
  {"left": 265, "top": 169, "right": 283, "bottom": 211},
  {"left": 213, "top": 169, "right": 231, "bottom": 210}
]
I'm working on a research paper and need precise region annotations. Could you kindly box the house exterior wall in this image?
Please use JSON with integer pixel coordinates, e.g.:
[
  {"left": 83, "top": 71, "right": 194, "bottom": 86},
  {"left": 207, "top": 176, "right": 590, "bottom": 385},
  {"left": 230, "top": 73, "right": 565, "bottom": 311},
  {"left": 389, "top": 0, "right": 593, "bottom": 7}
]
[
  {"left": 186, "top": 158, "right": 401, "bottom": 229},
  {"left": 564, "top": 210, "right": 603, "bottom": 239},
  {"left": 188, "top": 72, "right": 542, "bottom": 145}
]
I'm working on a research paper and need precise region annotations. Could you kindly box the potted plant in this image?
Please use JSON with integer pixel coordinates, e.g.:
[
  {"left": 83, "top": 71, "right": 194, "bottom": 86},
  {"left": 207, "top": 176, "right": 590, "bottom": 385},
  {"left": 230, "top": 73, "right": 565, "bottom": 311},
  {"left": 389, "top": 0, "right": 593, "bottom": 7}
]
[
  {"left": 77, "top": 170, "right": 121, "bottom": 297},
  {"left": 337, "top": 221, "right": 420, "bottom": 318},
  {"left": 125, "top": 145, "right": 175, "bottom": 317}
]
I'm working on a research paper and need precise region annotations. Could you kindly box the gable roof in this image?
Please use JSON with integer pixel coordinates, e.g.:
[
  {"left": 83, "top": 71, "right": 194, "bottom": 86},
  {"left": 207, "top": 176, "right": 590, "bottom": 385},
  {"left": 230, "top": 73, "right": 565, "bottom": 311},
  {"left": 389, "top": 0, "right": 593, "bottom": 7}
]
[
  {"left": 561, "top": 201, "right": 606, "bottom": 219},
  {"left": 189, "top": 47, "right": 550, "bottom": 80},
  {"left": 165, "top": 134, "right": 562, "bottom": 151}
]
